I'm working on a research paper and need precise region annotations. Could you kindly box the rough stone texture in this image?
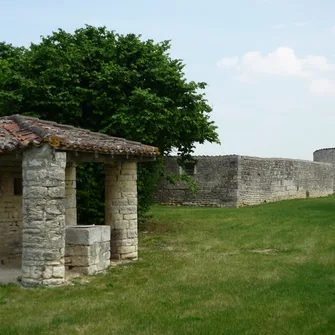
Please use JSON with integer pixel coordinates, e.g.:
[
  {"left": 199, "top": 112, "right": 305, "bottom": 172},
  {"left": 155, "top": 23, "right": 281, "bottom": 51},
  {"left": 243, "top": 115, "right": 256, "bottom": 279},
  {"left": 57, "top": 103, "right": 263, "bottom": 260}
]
[
  {"left": 105, "top": 162, "right": 138, "bottom": 260},
  {"left": 314, "top": 148, "right": 335, "bottom": 192},
  {"left": 21, "top": 145, "right": 66, "bottom": 287},
  {"left": 65, "top": 225, "right": 110, "bottom": 275},
  {"left": 0, "top": 157, "right": 22, "bottom": 264},
  {"left": 237, "top": 156, "right": 333, "bottom": 205},
  {"left": 155, "top": 155, "right": 334, "bottom": 207},
  {"left": 65, "top": 164, "right": 77, "bottom": 226},
  {"left": 154, "top": 156, "right": 239, "bottom": 207}
]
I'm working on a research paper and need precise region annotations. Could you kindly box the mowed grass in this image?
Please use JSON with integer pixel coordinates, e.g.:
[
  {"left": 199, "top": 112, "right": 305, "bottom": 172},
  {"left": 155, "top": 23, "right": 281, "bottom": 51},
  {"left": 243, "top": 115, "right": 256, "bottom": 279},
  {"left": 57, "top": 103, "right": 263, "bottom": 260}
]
[{"left": 0, "top": 197, "right": 335, "bottom": 335}]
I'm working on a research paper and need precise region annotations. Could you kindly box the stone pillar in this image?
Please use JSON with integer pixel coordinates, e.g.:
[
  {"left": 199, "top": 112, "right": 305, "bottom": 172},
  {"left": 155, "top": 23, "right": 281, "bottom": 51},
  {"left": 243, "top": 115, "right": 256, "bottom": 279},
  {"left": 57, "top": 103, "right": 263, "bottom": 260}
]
[
  {"left": 21, "top": 145, "right": 66, "bottom": 287},
  {"left": 65, "top": 164, "right": 77, "bottom": 226},
  {"left": 105, "top": 161, "right": 138, "bottom": 261}
]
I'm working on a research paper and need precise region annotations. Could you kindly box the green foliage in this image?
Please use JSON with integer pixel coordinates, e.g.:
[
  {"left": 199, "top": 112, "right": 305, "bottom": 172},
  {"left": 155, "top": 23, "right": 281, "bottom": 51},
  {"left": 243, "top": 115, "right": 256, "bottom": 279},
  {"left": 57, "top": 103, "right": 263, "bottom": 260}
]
[
  {"left": 165, "top": 173, "right": 198, "bottom": 195},
  {"left": 0, "top": 26, "right": 219, "bottom": 221}
]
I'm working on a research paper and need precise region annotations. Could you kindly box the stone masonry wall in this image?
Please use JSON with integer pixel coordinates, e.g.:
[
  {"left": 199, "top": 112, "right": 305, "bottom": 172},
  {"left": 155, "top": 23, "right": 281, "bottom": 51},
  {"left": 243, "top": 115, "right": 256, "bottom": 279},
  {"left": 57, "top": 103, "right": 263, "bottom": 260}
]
[
  {"left": 105, "top": 161, "right": 138, "bottom": 260},
  {"left": 155, "top": 155, "right": 333, "bottom": 207},
  {"left": 314, "top": 148, "right": 335, "bottom": 192},
  {"left": 154, "top": 156, "right": 239, "bottom": 207},
  {"left": 0, "top": 157, "right": 22, "bottom": 264},
  {"left": 237, "top": 156, "right": 333, "bottom": 206},
  {"left": 21, "top": 145, "right": 67, "bottom": 287}
]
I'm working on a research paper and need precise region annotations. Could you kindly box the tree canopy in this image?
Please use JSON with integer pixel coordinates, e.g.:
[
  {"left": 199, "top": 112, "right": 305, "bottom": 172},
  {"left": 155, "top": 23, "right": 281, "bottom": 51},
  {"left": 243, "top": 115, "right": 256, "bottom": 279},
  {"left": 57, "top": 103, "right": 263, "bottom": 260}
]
[{"left": 0, "top": 25, "right": 219, "bottom": 221}]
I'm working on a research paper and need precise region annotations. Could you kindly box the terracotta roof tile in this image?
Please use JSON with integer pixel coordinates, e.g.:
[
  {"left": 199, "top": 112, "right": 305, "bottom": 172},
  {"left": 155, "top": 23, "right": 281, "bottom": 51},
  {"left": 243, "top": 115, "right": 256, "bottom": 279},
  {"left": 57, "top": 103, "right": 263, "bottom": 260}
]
[{"left": 0, "top": 115, "right": 159, "bottom": 157}]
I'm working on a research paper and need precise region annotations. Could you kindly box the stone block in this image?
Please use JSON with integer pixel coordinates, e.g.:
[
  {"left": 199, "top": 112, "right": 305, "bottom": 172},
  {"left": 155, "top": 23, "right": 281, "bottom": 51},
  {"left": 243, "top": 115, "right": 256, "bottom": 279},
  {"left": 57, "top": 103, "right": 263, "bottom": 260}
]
[
  {"left": 110, "top": 219, "right": 128, "bottom": 229},
  {"left": 111, "top": 198, "right": 129, "bottom": 206},
  {"left": 123, "top": 214, "right": 137, "bottom": 220},
  {"left": 65, "top": 225, "right": 110, "bottom": 245},
  {"left": 42, "top": 278, "right": 64, "bottom": 286},
  {"left": 120, "top": 252, "right": 138, "bottom": 260},
  {"left": 127, "top": 230, "right": 138, "bottom": 238},
  {"left": 48, "top": 186, "right": 65, "bottom": 198},
  {"left": 111, "top": 229, "right": 128, "bottom": 240},
  {"left": 127, "top": 220, "right": 137, "bottom": 229},
  {"left": 118, "top": 245, "right": 136, "bottom": 254},
  {"left": 23, "top": 186, "right": 48, "bottom": 198},
  {"left": 118, "top": 206, "right": 137, "bottom": 214},
  {"left": 67, "top": 255, "right": 91, "bottom": 267},
  {"left": 52, "top": 266, "right": 65, "bottom": 278},
  {"left": 70, "top": 265, "right": 97, "bottom": 275}
]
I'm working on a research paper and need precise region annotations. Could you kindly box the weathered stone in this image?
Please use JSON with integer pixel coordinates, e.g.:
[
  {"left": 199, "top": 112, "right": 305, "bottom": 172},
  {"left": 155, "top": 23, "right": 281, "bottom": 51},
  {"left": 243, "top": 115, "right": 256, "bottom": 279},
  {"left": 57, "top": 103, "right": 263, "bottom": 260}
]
[
  {"left": 118, "top": 245, "right": 136, "bottom": 254},
  {"left": 121, "top": 252, "right": 138, "bottom": 260},
  {"left": 52, "top": 266, "right": 65, "bottom": 278},
  {"left": 43, "top": 266, "right": 53, "bottom": 279},
  {"left": 123, "top": 214, "right": 137, "bottom": 220},
  {"left": 42, "top": 278, "right": 64, "bottom": 286},
  {"left": 105, "top": 162, "right": 138, "bottom": 260},
  {"left": 65, "top": 226, "right": 110, "bottom": 274},
  {"left": 154, "top": 156, "right": 334, "bottom": 207},
  {"left": 65, "top": 165, "right": 77, "bottom": 226},
  {"left": 21, "top": 145, "right": 66, "bottom": 287},
  {"left": 65, "top": 226, "right": 110, "bottom": 245}
]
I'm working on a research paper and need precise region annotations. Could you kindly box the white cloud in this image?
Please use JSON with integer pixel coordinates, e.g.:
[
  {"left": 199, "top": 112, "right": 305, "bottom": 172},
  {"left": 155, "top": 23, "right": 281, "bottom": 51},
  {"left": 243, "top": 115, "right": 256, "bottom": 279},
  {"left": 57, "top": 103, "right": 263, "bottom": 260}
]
[
  {"left": 240, "top": 48, "right": 304, "bottom": 77},
  {"left": 218, "top": 47, "right": 335, "bottom": 78},
  {"left": 309, "top": 79, "right": 335, "bottom": 97},
  {"left": 332, "top": 25, "right": 335, "bottom": 34},
  {"left": 217, "top": 47, "right": 335, "bottom": 97},
  {"left": 216, "top": 56, "right": 239, "bottom": 68}
]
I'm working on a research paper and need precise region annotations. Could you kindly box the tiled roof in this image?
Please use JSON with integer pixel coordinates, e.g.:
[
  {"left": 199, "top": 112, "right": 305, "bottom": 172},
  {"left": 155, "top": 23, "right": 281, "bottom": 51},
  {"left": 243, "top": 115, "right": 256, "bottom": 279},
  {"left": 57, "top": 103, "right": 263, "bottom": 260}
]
[{"left": 0, "top": 115, "right": 159, "bottom": 157}]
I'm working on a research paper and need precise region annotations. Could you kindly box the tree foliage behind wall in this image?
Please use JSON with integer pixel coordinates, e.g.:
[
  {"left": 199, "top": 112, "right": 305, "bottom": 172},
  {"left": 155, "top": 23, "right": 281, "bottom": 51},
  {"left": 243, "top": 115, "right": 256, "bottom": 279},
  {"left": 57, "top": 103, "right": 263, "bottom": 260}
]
[{"left": 0, "top": 26, "right": 219, "bottom": 222}]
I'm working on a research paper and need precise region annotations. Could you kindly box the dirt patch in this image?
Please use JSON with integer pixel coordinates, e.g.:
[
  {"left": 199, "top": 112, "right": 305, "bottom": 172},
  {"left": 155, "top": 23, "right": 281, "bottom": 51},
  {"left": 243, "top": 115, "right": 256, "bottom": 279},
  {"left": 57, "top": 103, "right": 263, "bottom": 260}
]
[{"left": 249, "top": 249, "right": 278, "bottom": 254}]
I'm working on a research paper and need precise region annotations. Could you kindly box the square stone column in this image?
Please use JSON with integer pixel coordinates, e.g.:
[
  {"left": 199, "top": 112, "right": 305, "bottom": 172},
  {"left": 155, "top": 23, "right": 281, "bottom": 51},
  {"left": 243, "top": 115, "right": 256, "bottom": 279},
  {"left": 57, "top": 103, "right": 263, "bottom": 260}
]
[
  {"left": 105, "top": 161, "right": 138, "bottom": 260},
  {"left": 65, "top": 163, "right": 77, "bottom": 226},
  {"left": 21, "top": 145, "right": 66, "bottom": 287}
]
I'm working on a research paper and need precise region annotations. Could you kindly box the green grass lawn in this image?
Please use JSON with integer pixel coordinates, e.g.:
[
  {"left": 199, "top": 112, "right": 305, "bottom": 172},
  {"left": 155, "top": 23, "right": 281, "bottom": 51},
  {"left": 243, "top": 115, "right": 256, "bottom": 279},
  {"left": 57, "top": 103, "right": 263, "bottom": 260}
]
[{"left": 1, "top": 197, "right": 334, "bottom": 335}]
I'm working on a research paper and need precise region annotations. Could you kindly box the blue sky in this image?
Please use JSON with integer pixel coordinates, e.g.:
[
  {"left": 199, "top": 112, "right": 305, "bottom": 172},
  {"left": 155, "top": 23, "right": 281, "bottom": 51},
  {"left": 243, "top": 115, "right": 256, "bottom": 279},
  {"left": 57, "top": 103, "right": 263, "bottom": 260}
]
[{"left": 1, "top": 0, "right": 335, "bottom": 159}]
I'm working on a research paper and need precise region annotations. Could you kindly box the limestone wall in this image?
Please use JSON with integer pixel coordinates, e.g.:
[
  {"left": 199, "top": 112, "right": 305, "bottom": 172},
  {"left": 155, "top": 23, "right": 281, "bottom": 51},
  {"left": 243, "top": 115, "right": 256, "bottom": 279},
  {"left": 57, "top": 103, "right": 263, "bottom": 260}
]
[
  {"left": 237, "top": 156, "right": 333, "bottom": 206},
  {"left": 154, "top": 156, "right": 239, "bottom": 207},
  {"left": 0, "top": 158, "right": 22, "bottom": 264},
  {"left": 314, "top": 148, "right": 335, "bottom": 192},
  {"left": 154, "top": 155, "right": 333, "bottom": 207}
]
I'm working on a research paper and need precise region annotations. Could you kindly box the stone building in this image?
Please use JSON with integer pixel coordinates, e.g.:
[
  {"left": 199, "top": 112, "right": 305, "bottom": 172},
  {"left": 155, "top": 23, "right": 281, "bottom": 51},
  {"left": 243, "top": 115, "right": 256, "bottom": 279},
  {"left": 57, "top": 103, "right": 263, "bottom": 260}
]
[
  {"left": 155, "top": 154, "right": 334, "bottom": 207},
  {"left": 0, "top": 114, "right": 159, "bottom": 286}
]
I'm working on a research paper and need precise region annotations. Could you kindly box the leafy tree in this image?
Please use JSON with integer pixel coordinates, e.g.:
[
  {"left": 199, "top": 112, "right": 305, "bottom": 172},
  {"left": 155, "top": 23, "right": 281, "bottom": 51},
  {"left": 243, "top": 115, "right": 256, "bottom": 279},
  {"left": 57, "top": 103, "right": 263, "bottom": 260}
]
[{"left": 0, "top": 26, "right": 219, "bottom": 222}]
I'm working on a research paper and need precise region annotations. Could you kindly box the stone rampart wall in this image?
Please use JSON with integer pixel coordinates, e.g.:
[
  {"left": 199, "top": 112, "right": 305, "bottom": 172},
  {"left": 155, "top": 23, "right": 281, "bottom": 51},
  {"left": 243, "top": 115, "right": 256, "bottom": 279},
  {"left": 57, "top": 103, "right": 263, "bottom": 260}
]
[
  {"left": 314, "top": 148, "right": 335, "bottom": 192},
  {"left": 155, "top": 155, "right": 333, "bottom": 207},
  {"left": 154, "top": 156, "right": 239, "bottom": 207},
  {"left": 238, "top": 156, "right": 333, "bottom": 206}
]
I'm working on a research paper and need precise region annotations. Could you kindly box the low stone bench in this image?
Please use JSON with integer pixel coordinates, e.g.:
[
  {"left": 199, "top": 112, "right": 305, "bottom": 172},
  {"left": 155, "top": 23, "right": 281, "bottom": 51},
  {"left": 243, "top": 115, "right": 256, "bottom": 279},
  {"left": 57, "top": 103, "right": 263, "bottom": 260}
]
[{"left": 65, "top": 225, "right": 110, "bottom": 275}]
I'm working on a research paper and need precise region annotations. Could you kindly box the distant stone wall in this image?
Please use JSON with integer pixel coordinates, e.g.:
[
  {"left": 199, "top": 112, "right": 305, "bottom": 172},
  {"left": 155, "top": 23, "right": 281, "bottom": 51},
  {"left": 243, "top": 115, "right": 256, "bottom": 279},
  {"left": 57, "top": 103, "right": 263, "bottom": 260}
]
[
  {"left": 154, "top": 156, "right": 239, "bottom": 207},
  {"left": 314, "top": 148, "right": 335, "bottom": 192},
  {"left": 154, "top": 155, "right": 333, "bottom": 207},
  {"left": 237, "top": 156, "right": 333, "bottom": 206},
  {"left": 0, "top": 157, "right": 22, "bottom": 264}
]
